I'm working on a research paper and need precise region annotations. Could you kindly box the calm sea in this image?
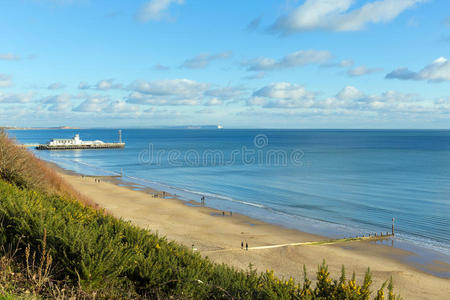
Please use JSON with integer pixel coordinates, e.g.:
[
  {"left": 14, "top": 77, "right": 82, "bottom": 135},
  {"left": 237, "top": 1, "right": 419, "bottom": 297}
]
[{"left": 8, "top": 129, "right": 450, "bottom": 271}]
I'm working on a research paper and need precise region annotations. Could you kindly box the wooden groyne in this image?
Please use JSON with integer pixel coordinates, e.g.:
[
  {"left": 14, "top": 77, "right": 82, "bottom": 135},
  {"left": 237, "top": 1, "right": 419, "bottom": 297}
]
[
  {"left": 202, "top": 220, "right": 397, "bottom": 253},
  {"left": 202, "top": 233, "right": 395, "bottom": 254}
]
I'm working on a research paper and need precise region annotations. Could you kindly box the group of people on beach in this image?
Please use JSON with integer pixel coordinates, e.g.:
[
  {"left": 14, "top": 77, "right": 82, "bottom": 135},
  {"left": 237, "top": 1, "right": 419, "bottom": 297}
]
[
  {"left": 202, "top": 196, "right": 233, "bottom": 217},
  {"left": 81, "top": 175, "right": 102, "bottom": 183},
  {"left": 241, "top": 241, "right": 248, "bottom": 251}
]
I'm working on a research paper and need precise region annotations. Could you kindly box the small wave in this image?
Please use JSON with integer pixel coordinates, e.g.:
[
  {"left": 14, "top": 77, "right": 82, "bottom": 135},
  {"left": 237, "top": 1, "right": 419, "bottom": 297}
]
[
  {"left": 394, "top": 233, "right": 450, "bottom": 257},
  {"left": 124, "top": 175, "right": 266, "bottom": 209},
  {"left": 37, "top": 153, "right": 121, "bottom": 176},
  {"left": 69, "top": 160, "right": 121, "bottom": 176}
]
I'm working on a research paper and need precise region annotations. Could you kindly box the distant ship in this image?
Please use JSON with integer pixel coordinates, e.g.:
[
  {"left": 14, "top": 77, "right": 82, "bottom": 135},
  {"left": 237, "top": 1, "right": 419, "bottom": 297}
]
[
  {"left": 217, "top": 124, "right": 223, "bottom": 129},
  {"left": 36, "top": 131, "right": 125, "bottom": 150}
]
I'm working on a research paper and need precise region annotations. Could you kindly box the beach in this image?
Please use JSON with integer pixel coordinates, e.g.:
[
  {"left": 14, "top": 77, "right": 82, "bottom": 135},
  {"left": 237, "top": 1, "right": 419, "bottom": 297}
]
[{"left": 54, "top": 166, "right": 450, "bottom": 300}]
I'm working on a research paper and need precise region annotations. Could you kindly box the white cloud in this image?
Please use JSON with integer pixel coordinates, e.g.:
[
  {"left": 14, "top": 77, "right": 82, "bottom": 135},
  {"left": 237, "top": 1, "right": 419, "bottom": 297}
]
[
  {"left": 78, "top": 81, "right": 91, "bottom": 89},
  {"left": 204, "top": 86, "right": 245, "bottom": 100},
  {"left": 322, "top": 59, "right": 354, "bottom": 68},
  {"left": 95, "top": 79, "right": 123, "bottom": 90},
  {"left": 242, "top": 57, "right": 277, "bottom": 72},
  {"left": 76, "top": 79, "right": 123, "bottom": 91},
  {"left": 181, "top": 52, "right": 232, "bottom": 69},
  {"left": 386, "top": 57, "right": 450, "bottom": 82},
  {"left": 0, "top": 92, "right": 34, "bottom": 103},
  {"left": 247, "top": 83, "right": 440, "bottom": 116},
  {"left": 417, "top": 57, "right": 450, "bottom": 82},
  {"left": 272, "top": 0, "right": 427, "bottom": 34},
  {"left": 47, "top": 82, "right": 65, "bottom": 90},
  {"left": 252, "top": 82, "right": 316, "bottom": 108},
  {"left": 336, "top": 86, "right": 364, "bottom": 101},
  {"left": 127, "top": 79, "right": 245, "bottom": 106},
  {"left": 335, "top": 89, "right": 431, "bottom": 113},
  {"left": 127, "top": 92, "right": 200, "bottom": 106},
  {"left": 435, "top": 98, "right": 450, "bottom": 112},
  {"left": 41, "top": 94, "right": 72, "bottom": 111},
  {"left": 385, "top": 67, "right": 417, "bottom": 80},
  {"left": 73, "top": 96, "right": 109, "bottom": 113},
  {"left": 136, "top": 0, "right": 184, "bottom": 22},
  {"left": 242, "top": 50, "right": 332, "bottom": 71},
  {"left": 339, "top": 60, "right": 354, "bottom": 68},
  {"left": 0, "top": 53, "right": 21, "bottom": 61},
  {"left": 282, "top": 50, "right": 332, "bottom": 67},
  {"left": 0, "top": 75, "right": 13, "bottom": 88},
  {"left": 348, "top": 65, "right": 383, "bottom": 77},
  {"left": 104, "top": 100, "right": 141, "bottom": 114},
  {"left": 129, "top": 79, "right": 209, "bottom": 98},
  {"left": 48, "top": 93, "right": 142, "bottom": 115},
  {"left": 247, "top": 96, "right": 267, "bottom": 106},
  {"left": 204, "top": 98, "right": 223, "bottom": 106}
]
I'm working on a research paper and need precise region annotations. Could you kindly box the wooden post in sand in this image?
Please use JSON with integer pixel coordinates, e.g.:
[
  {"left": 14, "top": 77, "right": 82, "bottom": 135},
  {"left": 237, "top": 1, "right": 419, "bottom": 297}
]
[{"left": 392, "top": 218, "right": 395, "bottom": 236}]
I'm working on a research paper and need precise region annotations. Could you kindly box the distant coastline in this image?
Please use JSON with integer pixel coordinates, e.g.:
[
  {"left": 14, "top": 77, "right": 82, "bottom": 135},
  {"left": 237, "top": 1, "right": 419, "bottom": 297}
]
[
  {"left": 2, "top": 126, "right": 79, "bottom": 130},
  {"left": 2, "top": 125, "right": 225, "bottom": 130}
]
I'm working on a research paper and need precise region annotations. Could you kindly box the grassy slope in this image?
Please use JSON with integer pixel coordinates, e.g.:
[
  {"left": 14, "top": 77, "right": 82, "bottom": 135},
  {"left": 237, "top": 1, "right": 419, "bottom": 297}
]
[{"left": 0, "top": 131, "right": 399, "bottom": 299}]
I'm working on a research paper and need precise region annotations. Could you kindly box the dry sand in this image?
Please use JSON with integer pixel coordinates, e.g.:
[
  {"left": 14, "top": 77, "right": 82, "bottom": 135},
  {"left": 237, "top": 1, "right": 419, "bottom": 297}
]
[{"left": 57, "top": 170, "right": 449, "bottom": 299}]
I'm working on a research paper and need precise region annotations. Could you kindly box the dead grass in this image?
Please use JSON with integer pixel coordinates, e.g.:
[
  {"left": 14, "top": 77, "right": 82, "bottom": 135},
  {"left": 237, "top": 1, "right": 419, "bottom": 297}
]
[{"left": 0, "top": 130, "right": 96, "bottom": 208}]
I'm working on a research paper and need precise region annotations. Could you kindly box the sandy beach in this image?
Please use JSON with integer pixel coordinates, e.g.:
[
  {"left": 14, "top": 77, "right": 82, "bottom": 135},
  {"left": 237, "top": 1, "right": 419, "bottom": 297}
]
[{"left": 55, "top": 168, "right": 449, "bottom": 299}]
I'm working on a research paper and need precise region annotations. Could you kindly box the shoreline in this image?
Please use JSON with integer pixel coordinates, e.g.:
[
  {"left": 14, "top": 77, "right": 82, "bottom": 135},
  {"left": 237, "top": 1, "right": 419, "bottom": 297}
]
[
  {"left": 44, "top": 158, "right": 450, "bottom": 268},
  {"left": 48, "top": 162, "right": 450, "bottom": 299}
]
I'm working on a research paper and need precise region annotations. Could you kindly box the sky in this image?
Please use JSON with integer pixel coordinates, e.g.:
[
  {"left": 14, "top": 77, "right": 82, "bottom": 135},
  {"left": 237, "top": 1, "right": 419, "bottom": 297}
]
[{"left": 0, "top": 0, "right": 449, "bottom": 129}]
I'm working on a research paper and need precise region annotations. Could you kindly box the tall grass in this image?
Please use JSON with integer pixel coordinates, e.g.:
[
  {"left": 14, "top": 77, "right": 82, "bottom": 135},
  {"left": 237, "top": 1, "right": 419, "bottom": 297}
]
[
  {"left": 0, "top": 130, "right": 401, "bottom": 299},
  {"left": 0, "top": 130, "right": 94, "bottom": 207}
]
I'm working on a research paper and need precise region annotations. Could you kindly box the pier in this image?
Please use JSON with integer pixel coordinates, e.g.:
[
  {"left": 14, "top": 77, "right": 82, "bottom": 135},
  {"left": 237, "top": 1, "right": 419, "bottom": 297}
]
[
  {"left": 35, "top": 130, "right": 125, "bottom": 150},
  {"left": 36, "top": 143, "right": 125, "bottom": 150}
]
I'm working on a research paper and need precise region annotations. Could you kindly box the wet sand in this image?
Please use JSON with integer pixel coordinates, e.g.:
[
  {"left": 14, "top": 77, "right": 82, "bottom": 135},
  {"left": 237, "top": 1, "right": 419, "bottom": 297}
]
[{"left": 55, "top": 168, "right": 449, "bottom": 299}]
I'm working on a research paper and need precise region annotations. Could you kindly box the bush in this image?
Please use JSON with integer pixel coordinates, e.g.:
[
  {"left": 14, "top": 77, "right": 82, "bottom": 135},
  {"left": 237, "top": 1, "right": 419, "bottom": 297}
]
[{"left": 0, "top": 130, "right": 94, "bottom": 207}]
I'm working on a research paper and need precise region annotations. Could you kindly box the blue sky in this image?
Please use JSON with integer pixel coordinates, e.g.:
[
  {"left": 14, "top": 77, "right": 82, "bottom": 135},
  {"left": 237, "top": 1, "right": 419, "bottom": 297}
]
[{"left": 0, "top": 0, "right": 449, "bottom": 128}]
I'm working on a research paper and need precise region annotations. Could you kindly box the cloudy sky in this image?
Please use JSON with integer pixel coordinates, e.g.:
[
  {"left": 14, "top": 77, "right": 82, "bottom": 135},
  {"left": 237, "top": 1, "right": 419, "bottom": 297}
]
[{"left": 1, "top": 0, "right": 449, "bottom": 128}]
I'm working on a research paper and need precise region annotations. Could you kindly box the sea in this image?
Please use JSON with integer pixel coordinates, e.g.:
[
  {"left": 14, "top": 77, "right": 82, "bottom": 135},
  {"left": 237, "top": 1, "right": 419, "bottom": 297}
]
[{"left": 7, "top": 129, "right": 450, "bottom": 276}]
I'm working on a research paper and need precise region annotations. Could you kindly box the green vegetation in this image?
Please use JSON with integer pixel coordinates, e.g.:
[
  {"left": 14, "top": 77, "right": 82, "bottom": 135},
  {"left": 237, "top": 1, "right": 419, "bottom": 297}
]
[{"left": 0, "top": 130, "right": 401, "bottom": 299}]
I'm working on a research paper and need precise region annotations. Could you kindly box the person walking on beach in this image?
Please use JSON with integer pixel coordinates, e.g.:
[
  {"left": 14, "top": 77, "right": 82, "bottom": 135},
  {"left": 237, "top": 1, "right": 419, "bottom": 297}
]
[
  {"left": 241, "top": 241, "right": 243, "bottom": 249},
  {"left": 201, "top": 196, "right": 205, "bottom": 206},
  {"left": 245, "top": 242, "right": 248, "bottom": 251}
]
